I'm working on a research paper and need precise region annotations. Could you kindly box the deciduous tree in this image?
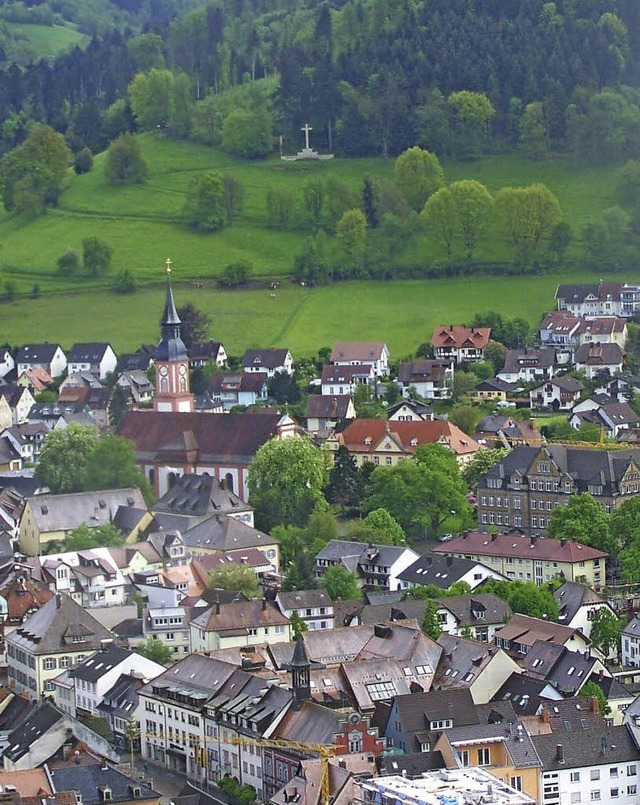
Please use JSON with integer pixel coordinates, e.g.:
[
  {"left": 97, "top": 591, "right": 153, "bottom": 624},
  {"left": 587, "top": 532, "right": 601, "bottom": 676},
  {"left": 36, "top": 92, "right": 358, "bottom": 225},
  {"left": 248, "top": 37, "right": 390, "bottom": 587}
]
[
  {"left": 547, "top": 493, "right": 613, "bottom": 553},
  {"left": 461, "top": 448, "right": 509, "bottom": 491},
  {"left": 84, "top": 435, "right": 154, "bottom": 504},
  {"left": 82, "top": 237, "right": 113, "bottom": 277},
  {"left": 66, "top": 523, "right": 124, "bottom": 551},
  {"left": 209, "top": 564, "right": 260, "bottom": 598},
  {"left": 449, "top": 180, "right": 493, "bottom": 265},
  {"left": 421, "top": 186, "right": 455, "bottom": 259},
  {"left": 105, "top": 133, "right": 148, "bottom": 185},
  {"left": 184, "top": 172, "right": 228, "bottom": 232},
  {"left": 135, "top": 637, "right": 172, "bottom": 664},
  {"left": 35, "top": 424, "right": 99, "bottom": 493},
  {"left": 320, "top": 565, "right": 361, "bottom": 600},
  {"left": 495, "top": 184, "right": 562, "bottom": 259},
  {"left": 589, "top": 607, "right": 623, "bottom": 657},
  {"left": 394, "top": 146, "right": 444, "bottom": 212},
  {"left": 248, "top": 438, "right": 329, "bottom": 531}
]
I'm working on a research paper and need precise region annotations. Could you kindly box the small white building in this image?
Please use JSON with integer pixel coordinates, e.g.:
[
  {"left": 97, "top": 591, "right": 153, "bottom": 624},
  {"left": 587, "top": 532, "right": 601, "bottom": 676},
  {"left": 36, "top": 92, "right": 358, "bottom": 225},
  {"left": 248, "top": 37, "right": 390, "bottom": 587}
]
[
  {"left": 276, "top": 589, "right": 334, "bottom": 631},
  {"left": 330, "top": 341, "right": 390, "bottom": 377},
  {"left": 16, "top": 344, "right": 67, "bottom": 378},
  {"left": 67, "top": 343, "right": 117, "bottom": 380},
  {"left": 242, "top": 348, "right": 294, "bottom": 377}
]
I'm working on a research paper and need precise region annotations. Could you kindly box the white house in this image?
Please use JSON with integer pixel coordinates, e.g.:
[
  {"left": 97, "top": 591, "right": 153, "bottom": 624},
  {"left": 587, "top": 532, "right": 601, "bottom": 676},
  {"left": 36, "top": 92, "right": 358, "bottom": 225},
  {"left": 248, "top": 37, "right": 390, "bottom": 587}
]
[
  {"left": 575, "top": 342, "right": 625, "bottom": 379},
  {"left": 555, "top": 581, "right": 619, "bottom": 659},
  {"left": 330, "top": 341, "right": 390, "bottom": 377},
  {"left": 315, "top": 540, "right": 420, "bottom": 592},
  {"left": 623, "top": 615, "right": 640, "bottom": 668},
  {"left": 396, "top": 360, "right": 453, "bottom": 400},
  {"left": 0, "top": 348, "right": 15, "bottom": 379},
  {"left": 529, "top": 376, "right": 584, "bottom": 411},
  {"left": 16, "top": 344, "right": 67, "bottom": 378},
  {"left": 434, "top": 594, "right": 512, "bottom": 643},
  {"left": 67, "top": 343, "right": 117, "bottom": 380},
  {"left": 51, "top": 641, "right": 166, "bottom": 717},
  {"left": 276, "top": 589, "right": 334, "bottom": 631},
  {"left": 242, "top": 348, "right": 294, "bottom": 377},
  {"left": 321, "top": 363, "right": 375, "bottom": 396},
  {"left": 210, "top": 372, "right": 268, "bottom": 410},
  {"left": 189, "top": 599, "right": 291, "bottom": 653},
  {"left": 497, "top": 348, "right": 558, "bottom": 384}
]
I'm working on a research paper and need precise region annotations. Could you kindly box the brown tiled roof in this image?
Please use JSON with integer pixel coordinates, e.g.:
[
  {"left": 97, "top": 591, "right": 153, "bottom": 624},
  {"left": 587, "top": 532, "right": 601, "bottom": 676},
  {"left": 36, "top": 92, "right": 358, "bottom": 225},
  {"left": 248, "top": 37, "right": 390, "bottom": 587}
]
[
  {"left": 0, "top": 578, "right": 54, "bottom": 622},
  {"left": 191, "top": 599, "right": 290, "bottom": 633},
  {"left": 432, "top": 531, "right": 608, "bottom": 561},
  {"left": 431, "top": 326, "right": 491, "bottom": 350},
  {"left": 210, "top": 372, "right": 268, "bottom": 393},
  {"left": 321, "top": 365, "right": 374, "bottom": 384},
  {"left": 117, "top": 411, "right": 281, "bottom": 463},
  {"left": 305, "top": 395, "right": 353, "bottom": 419},
  {"left": 397, "top": 360, "right": 450, "bottom": 384},
  {"left": 575, "top": 342, "right": 624, "bottom": 366},
  {"left": 330, "top": 342, "right": 387, "bottom": 362},
  {"left": 578, "top": 317, "right": 626, "bottom": 336},
  {"left": 493, "top": 613, "right": 584, "bottom": 648},
  {"left": 337, "top": 419, "right": 480, "bottom": 457}
]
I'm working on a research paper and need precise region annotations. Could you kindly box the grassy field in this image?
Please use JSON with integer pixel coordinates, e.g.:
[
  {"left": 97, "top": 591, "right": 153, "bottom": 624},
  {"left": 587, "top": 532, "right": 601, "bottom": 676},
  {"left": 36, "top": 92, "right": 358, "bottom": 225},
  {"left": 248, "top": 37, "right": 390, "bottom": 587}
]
[
  {"left": 4, "top": 22, "right": 89, "bottom": 60},
  {"left": 0, "top": 134, "right": 623, "bottom": 286},
  {"left": 0, "top": 269, "right": 632, "bottom": 357}
]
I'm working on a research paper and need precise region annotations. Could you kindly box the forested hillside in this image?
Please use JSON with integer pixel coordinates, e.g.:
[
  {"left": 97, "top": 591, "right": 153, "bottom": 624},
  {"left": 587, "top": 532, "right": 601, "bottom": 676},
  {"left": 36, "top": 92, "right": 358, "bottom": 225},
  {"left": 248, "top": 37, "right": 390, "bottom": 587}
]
[{"left": 0, "top": 0, "right": 637, "bottom": 161}]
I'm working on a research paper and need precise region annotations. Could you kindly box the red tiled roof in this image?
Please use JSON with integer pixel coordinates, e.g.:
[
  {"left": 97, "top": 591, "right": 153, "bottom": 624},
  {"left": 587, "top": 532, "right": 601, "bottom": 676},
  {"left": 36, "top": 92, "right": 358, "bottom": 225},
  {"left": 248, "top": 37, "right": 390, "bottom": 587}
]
[
  {"left": 337, "top": 419, "right": 480, "bottom": 457},
  {"left": 431, "top": 326, "right": 491, "bottom": 349},
  {"left": 117, "top": 411, "right": 282, "bottom": 463},
  {"left": 432, "top": 531, "right": 607, "bottom": 561}
]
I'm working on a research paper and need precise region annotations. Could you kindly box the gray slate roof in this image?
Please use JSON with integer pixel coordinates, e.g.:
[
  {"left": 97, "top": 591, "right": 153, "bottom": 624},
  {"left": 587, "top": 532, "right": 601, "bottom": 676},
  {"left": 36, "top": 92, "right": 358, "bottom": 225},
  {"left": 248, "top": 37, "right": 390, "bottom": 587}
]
[
  {"left": 436, "top": 594, "right": 512, "bottom": 627},
  {"left": 7, "top": 592, "right": 115, "bottom": 655},
  {"left": 27, "top": 488, "right": 145, "bottom": 533},
  {"left": 554, "top": 581, "right": 607, "bottom": 625},
  {"left": 182, "top": 513, "right": 276, "bottom": 552},
  {"left": 152, "top": 473, "right": 251, "bottom": 519},
  {"left": 49, "top": 762, "right": 159, "bottom": 804},
  {"left": 71, "top": 644, "right": 132, "bottom": 683},
  {"left": 532, "top": 723, "right": 640, "bottom": 770},
  {"left": 492, "top": 672, "right": 554, "bottom": 715},
  {"left": 397, "top": 552, "right": 497, "bottom": 588}
]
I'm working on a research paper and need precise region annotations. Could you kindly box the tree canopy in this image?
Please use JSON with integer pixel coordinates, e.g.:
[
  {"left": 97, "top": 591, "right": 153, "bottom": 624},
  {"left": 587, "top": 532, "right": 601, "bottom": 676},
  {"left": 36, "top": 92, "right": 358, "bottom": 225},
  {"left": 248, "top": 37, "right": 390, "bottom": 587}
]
[
  {"left": 248, "top": 438, "right": 329, "bottom": 531},
  {"left": 546, "top": 493, "right": 613, "bottom": 553},
  {"left": 36, "top": 424, "right": 99, "bottom": 493},
  {"left": 66, "top": 523, "right": 124, "bottom": 551},
  {"left": 319, "top": 565, "right": 361, "bottom": 601},
  {"left": 209, "top": 564, "right": 260, "bottom": 599}
]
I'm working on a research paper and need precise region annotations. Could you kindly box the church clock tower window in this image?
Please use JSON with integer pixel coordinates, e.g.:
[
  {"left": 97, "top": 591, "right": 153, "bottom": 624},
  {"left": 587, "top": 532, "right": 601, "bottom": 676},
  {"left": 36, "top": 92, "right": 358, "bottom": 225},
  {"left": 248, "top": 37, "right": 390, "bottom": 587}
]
[{"left": 153, "top": 259, "right": 195, "bottom": 414}]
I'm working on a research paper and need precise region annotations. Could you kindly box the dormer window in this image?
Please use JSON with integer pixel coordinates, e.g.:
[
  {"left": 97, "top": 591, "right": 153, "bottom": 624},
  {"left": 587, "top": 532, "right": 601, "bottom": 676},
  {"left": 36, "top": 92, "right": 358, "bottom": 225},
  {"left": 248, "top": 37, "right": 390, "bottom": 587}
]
[
  {"left": 101, "top": 788, "right": 112, "bottom": 802},
  {"left": 364, "top": 437, "right": 372, "bottom": 445}
]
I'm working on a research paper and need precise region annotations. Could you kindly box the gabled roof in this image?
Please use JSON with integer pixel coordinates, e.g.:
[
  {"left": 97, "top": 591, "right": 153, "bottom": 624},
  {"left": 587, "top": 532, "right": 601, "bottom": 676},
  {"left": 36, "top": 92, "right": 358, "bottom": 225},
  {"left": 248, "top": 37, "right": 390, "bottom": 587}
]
[
  {"left": 305, "top": 395, "right": 353, "bottom": 419},
  {"left": 533, "top": 375, "right": 583, "bottom": 392},
  {"left": 210, "top": 372, "right": 268, "bottom": 393},
  {"left": 190, "top": 599, "right": 290, "bottom": 633},
  {"left": 435, "top": 594, "right": 512, "bottom": 627},
  {"left": 434, "top": 633, "right": 505, "bottom": 691},
  {"left": 336, "top": 419, "right": 480, "bottom": 457},
  {"left": 494, "top": 614, "right": 587, "bottom": 650},
  {"left": 556, "top": 281, "right": 624, "bottom": 303},
  {"left": 16, "top": 344, "right": 64, "bottom": 364},
  {"left": 575, "top": 341, "right": 625, "bottom": 366},
  {"left": 431, "top": 326, "right": 490, "bottom": 350},
  {"left": 502, "top": 348, "right": 557, "bottom": 373},
  {"left": 397, "top": 552, "right": 499, "bottom": 588},
  {"left": 321, "top": 364, "right": 374, "bottom": 384},
  {"left": 397, "top": 360, "right": 452, "bottom": 385},
  {"left": 492, "top": 672, "right": 553, "bottom": 715},
  {"left": 390, "top": 688, "right": 478, "bottom": 740},
  {"left": 554, "top": 581, "right": 608, "bottom": 625},
  {"left": 71, "top": 644, "right": 132, "bottom": 683},
  {"left": 278, "top": 589, "right": 333, "bottom": 611},
  {"left": 242, "top": 348, "right": 291, "bottom": 369},
  {"left": 67, "top": 343, "right": 113, "bottom": 363},
  {"left": 330, "top": 342, "right": 387, "bottom": 362}
]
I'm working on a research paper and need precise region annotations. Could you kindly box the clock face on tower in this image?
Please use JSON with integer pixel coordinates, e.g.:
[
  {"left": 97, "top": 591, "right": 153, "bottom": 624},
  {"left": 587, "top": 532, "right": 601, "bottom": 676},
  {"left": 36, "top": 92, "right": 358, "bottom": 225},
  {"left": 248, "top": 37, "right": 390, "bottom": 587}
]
[
  {"left": 159, "top": 365, "right": 168, "bottom": 377},
  {"left": 179, "top": 364, "right": 187, "bottom": 376}
]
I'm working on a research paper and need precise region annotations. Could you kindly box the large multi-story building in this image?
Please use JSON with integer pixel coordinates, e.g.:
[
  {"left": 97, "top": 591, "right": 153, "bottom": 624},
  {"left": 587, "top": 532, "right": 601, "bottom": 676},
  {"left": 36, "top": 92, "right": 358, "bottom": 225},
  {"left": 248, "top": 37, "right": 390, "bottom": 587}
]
[
  {"left": 433, "top": 532, "right": 607, "bottom": 588},
  {"left": 476, "top": 444, "right": 640, "bottom": 537}
]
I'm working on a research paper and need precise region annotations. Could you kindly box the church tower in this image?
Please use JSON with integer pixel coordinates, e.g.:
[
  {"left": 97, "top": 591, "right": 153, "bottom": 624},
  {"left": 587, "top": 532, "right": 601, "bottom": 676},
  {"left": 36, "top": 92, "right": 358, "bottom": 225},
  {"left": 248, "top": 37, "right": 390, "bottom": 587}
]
[
  {"left": 290, "top": 633, "right": 311, "bottom": 710},
  {"left": 154, "top": 259, "right": 194, "bottom": 413}
]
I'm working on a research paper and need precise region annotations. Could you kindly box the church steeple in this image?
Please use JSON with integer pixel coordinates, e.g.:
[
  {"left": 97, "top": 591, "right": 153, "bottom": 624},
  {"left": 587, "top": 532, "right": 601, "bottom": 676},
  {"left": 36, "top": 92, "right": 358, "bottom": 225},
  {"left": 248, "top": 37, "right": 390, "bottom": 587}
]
[
  {"left": 154, "top": 259, "right": 194, "bottom": 413},
  {"left": 290, "top": 633, "right": 311, "bottom": 710}
]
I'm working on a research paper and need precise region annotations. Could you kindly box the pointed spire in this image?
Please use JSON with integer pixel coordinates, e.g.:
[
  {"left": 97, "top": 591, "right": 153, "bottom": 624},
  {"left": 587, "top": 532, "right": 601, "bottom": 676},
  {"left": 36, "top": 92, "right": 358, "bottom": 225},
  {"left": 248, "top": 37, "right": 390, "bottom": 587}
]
[
  {"left": 161, "top": 258, "right": 181, "bottom": 327},
  {"left": 291, "top": 633, "right": 310, "bottom": 667}
]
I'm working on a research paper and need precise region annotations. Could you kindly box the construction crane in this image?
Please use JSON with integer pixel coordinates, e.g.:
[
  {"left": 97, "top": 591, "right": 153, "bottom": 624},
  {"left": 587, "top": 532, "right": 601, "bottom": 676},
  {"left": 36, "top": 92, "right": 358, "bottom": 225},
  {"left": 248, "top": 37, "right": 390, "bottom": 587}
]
[{"left": 229, "top": 735, "right": 337, "bottom": 805}]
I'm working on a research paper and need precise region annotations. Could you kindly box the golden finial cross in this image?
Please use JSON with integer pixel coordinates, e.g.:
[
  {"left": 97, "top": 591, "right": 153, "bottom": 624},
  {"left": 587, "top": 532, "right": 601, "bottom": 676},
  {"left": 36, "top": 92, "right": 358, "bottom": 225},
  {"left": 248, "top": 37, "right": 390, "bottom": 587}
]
[{"left": 166, "top": 258, "right": 172, "bottom": 274}]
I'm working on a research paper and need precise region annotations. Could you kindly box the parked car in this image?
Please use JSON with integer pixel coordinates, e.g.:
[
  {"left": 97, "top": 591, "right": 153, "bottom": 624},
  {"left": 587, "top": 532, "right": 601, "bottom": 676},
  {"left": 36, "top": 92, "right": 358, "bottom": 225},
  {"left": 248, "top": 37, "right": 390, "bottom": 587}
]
[{"left": 438, "top": 533, "right": 454, "bottom": 542}]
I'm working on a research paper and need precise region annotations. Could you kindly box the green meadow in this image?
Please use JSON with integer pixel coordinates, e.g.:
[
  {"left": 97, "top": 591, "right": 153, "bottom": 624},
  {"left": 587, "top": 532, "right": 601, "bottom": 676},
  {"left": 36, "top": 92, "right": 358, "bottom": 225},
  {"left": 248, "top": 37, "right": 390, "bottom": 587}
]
[
  {"left": 4, "top": 22, "right": 89, "bottom": 60},
  {"left": 0, "top": 270, "right": 631, "bottom": 358},
  {"left": 0, "top": 133, "right": 630, "bottom": 354}
]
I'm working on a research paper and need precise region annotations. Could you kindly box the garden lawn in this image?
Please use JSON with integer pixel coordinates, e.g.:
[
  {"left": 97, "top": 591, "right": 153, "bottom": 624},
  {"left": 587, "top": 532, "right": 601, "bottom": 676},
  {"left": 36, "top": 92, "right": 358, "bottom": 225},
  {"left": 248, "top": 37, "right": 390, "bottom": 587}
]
[
  {"left": 4, "top": 22, "right": 89, "bottom": 59},
  {"left": 0, "top": 270, "right": 632, "bottom": 357}
]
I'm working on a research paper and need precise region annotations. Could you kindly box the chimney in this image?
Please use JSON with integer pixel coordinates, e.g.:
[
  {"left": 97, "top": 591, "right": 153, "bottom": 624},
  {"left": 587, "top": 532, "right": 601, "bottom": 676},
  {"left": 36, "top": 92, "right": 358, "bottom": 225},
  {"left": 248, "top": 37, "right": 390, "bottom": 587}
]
[
  {"left": 541, "top": 708, "right": 550, "bottom": 723},
  {"left": 101, "top": 759, "right": 108, "bottom": 771},
  {"left": 215, "top": 600, "right": 220, "bottom": 615},
  {"left": 491, "top": 533, "right": 498, "bottom": 542},
  {"left": 555, "top": 744, "right": 564, "bottom": 763},
  {"left": 560, "top": 538, "right": 567, "bottom": 548},
  {"left": 262, "top": 598, "right": 267, "bottom": 611},
  {"left": 591, "top": 696, "right": 600, "bottom": 715},
  {"left": 446, "top": 556, "right": 453, "bottom": 567},
  {"left": 56, "top": 593, "right": 62, "bottom": 609}
]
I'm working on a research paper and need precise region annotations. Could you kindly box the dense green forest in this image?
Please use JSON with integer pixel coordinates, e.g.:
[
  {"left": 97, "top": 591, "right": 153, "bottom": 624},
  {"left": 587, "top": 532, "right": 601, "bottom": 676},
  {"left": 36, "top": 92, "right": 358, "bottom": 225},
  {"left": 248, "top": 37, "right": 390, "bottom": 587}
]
[{"left": 0, "top": 0, "right": 637, "bottom": 160}]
